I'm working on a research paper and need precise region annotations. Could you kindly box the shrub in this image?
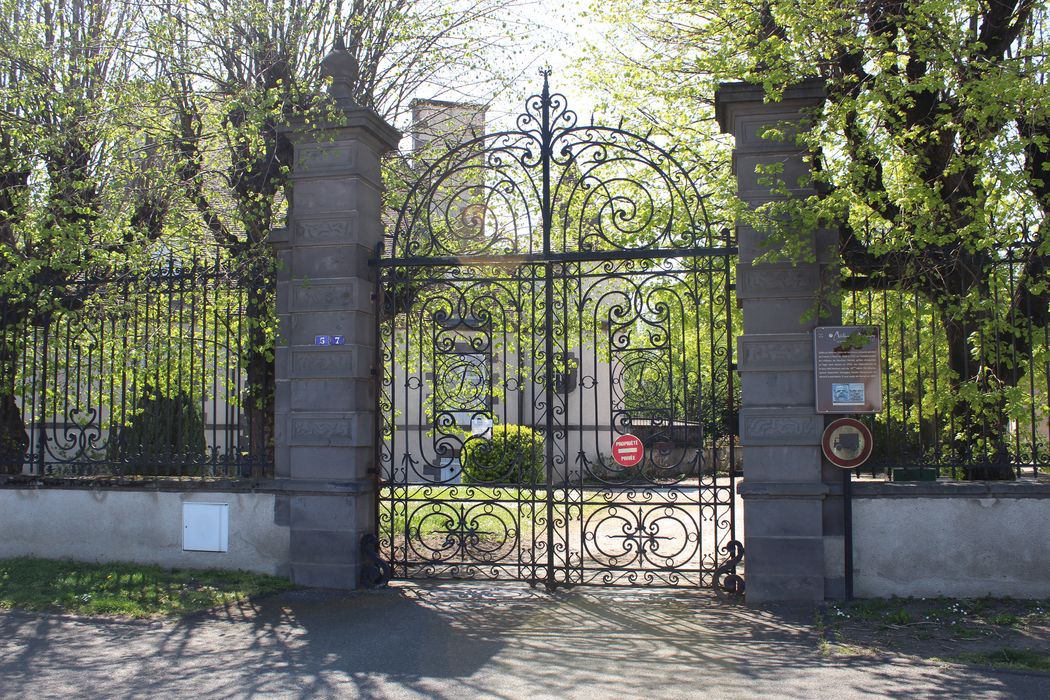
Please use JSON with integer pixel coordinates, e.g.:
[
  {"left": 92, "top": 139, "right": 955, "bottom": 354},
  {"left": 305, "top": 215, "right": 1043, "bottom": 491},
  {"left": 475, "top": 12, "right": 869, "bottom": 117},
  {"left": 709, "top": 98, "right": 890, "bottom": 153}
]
[
  {"left": 460, "top": 424, "right": 545, "bottom": 485},
  {"left": 0, "top": 394, "right": 28, "bottom": 475},
  {"left": 108, "top": 389, "right": 206, "bottom": 476}
]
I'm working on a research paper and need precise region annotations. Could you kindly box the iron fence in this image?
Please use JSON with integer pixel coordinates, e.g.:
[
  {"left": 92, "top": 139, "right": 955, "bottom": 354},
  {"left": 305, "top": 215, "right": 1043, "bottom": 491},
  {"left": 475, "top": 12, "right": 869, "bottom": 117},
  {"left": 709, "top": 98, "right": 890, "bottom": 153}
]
[
  {"left": 842, "top": 251, "right": 1050, "bottom": 480},
  {"left": 0, "top": 250, "right": 274, "bottom": 482}
]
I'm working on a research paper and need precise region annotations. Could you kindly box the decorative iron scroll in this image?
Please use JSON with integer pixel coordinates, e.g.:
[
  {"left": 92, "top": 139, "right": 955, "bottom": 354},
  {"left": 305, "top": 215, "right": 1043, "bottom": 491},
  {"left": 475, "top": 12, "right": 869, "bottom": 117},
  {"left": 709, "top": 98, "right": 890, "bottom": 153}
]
[
  {"left": 0, "top": 253, "right": 271, "bottom": 481},
  {"left": 376, "top": 74, "right": 740, "bottom": 590},
  {"left": 388, "top": 73, "right": 724, "bottom": 262}
]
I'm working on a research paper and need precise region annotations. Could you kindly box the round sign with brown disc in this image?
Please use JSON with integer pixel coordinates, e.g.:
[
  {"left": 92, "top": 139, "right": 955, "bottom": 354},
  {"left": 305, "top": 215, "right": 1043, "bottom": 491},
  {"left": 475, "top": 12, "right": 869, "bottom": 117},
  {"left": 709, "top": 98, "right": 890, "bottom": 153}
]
[{"left": 821, "top": 417, "right": 874, "bottom": 469}]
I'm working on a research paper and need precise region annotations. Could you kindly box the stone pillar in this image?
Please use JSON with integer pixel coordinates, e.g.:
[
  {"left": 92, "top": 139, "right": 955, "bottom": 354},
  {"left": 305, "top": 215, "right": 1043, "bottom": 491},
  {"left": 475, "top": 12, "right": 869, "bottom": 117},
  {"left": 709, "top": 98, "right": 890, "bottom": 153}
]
[
  {"left": 270, "top": 43, "right": 400, "bottom": 589},
  {"left": 716, "top": 80, "right": 844, "bottom": 602}
]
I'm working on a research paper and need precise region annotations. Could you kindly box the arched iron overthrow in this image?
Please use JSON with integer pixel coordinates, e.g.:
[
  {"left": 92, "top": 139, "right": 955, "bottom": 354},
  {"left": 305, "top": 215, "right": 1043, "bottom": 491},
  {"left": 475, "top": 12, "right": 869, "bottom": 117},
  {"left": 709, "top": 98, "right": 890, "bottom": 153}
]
[{"left": 375, "top": 73, "right": 743, "bottom": 591}]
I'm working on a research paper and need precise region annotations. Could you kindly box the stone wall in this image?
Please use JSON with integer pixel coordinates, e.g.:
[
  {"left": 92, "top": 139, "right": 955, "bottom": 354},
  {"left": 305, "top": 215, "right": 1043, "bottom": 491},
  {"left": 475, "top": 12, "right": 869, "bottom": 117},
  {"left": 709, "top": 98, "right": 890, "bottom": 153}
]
[
  {"left": 0, "top": 488, "right": 290, "bottom": 576},
  {"left": 852, "top": 483, "right": 1050, "bottom": 598}
]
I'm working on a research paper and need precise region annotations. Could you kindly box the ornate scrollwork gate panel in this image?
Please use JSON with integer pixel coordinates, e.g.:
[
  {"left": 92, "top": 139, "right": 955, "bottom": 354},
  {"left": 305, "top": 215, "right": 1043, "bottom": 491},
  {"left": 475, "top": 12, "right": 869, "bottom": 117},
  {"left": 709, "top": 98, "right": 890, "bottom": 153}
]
[{"left": 376, "top": 75, "right": 742, "bottom": 591}]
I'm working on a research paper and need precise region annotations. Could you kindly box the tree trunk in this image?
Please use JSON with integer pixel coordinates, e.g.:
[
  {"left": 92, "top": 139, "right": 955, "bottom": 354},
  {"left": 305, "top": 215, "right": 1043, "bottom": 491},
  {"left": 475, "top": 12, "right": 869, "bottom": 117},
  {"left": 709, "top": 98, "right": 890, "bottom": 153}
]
[
  {"left": 242, "top": 256, "right": 275, "bottom": 477},
  {"left": 0, "top": 393, "right": 28, "bottom": 475},
  {"left": 0, "top": 334, "right": 28, "bottom": 474},
  {"left": 941, "top": 316, "right": 1015, "bottom": 480}
]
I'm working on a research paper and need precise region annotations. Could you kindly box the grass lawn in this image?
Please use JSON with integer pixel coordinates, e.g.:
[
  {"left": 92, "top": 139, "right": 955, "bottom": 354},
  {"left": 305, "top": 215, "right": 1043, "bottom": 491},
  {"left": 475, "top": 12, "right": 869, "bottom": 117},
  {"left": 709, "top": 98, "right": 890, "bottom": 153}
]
[
  {"left": 0, "top": 557, "right": 295, "bottom": 619},
  {"left": 954, "top": 648, "right": 1050, "bottom": 672},
  {"left": 820, "top": 597, "right": 1050, "bottom": 673},
  {"left": 379, "top": 485, "right": 644, "bottom": 540}
]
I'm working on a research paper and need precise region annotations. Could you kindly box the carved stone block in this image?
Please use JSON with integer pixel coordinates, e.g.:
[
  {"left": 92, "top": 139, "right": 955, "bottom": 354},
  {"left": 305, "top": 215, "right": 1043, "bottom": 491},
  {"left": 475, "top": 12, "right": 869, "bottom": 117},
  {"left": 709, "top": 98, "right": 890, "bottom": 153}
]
[
  {"left": 295, "top": 141, "right": 357, "bottom": 171},
  {"left": 288, "top": 279, "right": 371, "bottom": 313},
  {"left": 740, "top": 298, "right": 817, "bottom": 334},
  {"left": 735, "top": 152, "right": 811, "bottom": 196},
  {"left": 739, "top": 408, "right": 823, "bottom": 446},
  {"left": 732, "top": 114, "right": 806, "bottom": 152},
  {"left": 736, "top": 263, "right": 821, "bottom": 299},
  {"left": 740, "top": 370, "right": 815, "bottom": 407},
  {"left": 292, "top": 245, "right": 363, "bottom": 279},
  {"left": 290, "top": 349, "right": 359, "bottom": 378},
  {"left": 737, "top": 333, "right": 813, "bottom": 371},
  {"left": 294, "top": 212, "right": 359, "bottom": 244},
  {"left": 287, "top": 412, "right": 372, "bottom": 446}
]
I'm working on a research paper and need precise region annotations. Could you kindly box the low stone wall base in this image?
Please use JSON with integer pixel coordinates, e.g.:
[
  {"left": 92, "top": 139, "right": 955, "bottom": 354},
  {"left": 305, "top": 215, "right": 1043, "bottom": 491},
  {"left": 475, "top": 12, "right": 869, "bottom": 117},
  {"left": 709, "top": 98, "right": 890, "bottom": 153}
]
[
  {"left": 0, "top": 488, "right": 290, "bottom": 577},
  {"left": 853, "top": 482, "right": 1050, "bottom": 599}
]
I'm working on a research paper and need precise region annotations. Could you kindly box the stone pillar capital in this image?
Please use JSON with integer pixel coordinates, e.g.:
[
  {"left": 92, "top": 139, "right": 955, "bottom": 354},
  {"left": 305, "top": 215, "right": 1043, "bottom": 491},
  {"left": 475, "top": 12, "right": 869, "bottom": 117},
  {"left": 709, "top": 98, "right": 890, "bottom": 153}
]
[
  {"left": 282, "top": 103, "right": 402, "bottom": 156},
  {"left": 715, "top": 79, "right": 826, "bottom": 136}
]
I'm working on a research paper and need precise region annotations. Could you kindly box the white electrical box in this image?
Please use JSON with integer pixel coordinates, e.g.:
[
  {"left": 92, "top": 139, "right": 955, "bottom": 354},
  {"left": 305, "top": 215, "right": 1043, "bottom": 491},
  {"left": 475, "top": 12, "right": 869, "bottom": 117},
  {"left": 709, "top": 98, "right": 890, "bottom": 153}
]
[{"left": 182, "top": 502, "right": 230, "bottom": 552}]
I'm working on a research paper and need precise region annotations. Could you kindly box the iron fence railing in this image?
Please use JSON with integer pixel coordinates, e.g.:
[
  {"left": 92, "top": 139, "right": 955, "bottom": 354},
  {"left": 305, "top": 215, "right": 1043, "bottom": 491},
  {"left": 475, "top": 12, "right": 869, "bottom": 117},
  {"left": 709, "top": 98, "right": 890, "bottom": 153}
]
[
  {"left": 842, "top": 254, "right": 1049, "bottom": 480},
  {"left": 0, "top": 250, "right": 274, "bottom": 482}
]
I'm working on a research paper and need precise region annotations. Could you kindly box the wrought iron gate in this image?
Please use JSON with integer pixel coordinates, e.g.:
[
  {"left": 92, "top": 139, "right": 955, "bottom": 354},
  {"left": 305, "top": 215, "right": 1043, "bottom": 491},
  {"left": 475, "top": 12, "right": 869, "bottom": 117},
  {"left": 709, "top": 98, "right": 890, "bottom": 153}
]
[{"left": 374, "top": 75, "right": 742, "bottom": 591}]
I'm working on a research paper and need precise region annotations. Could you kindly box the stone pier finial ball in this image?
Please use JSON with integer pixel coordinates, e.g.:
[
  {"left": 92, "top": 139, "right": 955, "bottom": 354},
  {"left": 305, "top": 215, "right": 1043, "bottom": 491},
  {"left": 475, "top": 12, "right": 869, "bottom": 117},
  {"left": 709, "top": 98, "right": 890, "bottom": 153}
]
[{"left": 320, "top": 35, "right": 359, "bottom": 104}]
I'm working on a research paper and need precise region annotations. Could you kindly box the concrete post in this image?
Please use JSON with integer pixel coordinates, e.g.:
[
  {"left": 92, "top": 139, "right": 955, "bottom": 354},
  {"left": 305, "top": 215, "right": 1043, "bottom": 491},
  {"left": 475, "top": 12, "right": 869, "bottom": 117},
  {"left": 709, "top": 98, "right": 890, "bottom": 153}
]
[
  {"left": 271, "top": 43, "right": 400, "bottom": 589},
  {"left": 716, "top": 80, "right": 845, "bottom": 601}
]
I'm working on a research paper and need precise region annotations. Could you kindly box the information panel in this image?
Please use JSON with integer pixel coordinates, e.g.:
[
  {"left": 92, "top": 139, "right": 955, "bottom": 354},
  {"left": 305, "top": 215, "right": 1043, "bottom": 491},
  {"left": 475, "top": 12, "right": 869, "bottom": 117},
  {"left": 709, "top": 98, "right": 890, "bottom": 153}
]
[{"left": 814, "top": 326, "right": 883, "bottom": 414}]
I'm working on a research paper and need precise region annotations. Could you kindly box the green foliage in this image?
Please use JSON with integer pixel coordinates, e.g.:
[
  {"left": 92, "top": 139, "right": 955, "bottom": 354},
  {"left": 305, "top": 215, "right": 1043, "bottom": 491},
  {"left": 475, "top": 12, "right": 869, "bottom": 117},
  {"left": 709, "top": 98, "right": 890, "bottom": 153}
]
[
  {"left": 460, "top": 424, "right": 545, "bottom": 485},
  {"left": 886, "top": 607, "right": 913, "bottom": 625},
  {"left": 585, "top": 0, "right": 1050, "bottom": 276},
  {"left": 0, "top": 556, "right": 294, "bottom": 618},
  {"left": 845, "top": 287, "right": 1047, "bottom": 473},
  {"left": 584, "top": 0, "right": 1050, "bottom": 472},
  {"left": 0, "top": 0, "right": 537, "bottom": 475}
]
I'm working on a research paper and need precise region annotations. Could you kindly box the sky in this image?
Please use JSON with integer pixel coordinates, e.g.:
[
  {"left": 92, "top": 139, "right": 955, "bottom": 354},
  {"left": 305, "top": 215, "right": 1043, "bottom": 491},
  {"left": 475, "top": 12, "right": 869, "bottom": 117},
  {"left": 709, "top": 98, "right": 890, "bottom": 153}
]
[
  {"left": 437, "top": 0, "right": 607, "bottom": 132},
  {"left": 497, "top": 0, "right": 603, "bottom": 117}
]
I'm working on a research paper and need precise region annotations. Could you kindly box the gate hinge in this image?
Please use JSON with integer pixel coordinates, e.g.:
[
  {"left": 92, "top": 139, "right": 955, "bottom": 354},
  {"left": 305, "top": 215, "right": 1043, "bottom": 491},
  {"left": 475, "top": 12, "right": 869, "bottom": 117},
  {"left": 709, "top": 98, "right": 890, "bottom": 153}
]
[
  {"left": 714, "top": 540, "right": 745, "bottom": 596},
  {"left": 360, "top": 534, "right": 391, "bottom": 588}
]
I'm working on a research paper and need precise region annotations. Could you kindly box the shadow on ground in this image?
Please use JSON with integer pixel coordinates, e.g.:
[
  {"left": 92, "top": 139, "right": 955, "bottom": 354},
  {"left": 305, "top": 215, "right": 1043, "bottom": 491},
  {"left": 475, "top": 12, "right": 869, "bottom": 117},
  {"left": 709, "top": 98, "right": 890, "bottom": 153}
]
[{"left": 0, "top": 582, "right": 1046, "bottom": 698}]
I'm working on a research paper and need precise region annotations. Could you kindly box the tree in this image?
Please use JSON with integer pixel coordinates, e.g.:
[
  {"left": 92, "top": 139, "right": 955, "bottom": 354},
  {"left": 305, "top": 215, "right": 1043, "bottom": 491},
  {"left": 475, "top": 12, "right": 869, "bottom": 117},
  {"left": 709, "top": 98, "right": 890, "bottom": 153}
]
[
  {"left": 589, "top": 0, "right": 1050, "bottom": 474},
  {"left": 153, "top": 0, "right": 535, "bottom": 471},
  {"left": 0, "top": 0, "right": 171, "bottom": 472},
  {"left": 0, "top": 0, "right": 534, "bottom": 476}
]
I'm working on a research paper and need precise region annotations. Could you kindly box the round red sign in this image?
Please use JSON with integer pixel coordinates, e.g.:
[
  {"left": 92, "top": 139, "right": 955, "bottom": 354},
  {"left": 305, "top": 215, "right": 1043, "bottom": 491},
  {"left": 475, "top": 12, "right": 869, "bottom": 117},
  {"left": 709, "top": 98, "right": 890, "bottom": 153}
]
[
  {"left": 821, "top": 418, "right": 874, "bottom": 469},
  {"left": 612, "top": 434, "right": 644, "bottom": 467}
]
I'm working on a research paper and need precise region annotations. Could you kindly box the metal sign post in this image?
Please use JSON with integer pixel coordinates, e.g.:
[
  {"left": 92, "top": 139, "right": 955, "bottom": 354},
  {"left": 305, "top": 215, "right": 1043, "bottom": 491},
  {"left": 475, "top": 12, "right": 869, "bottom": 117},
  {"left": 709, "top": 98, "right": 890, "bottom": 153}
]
[
  {"left": 820, "top": 416, "right": 874, "bottom": 602},
  {"left": 815, "top": 328, "right": 883, "bottom": 602}
]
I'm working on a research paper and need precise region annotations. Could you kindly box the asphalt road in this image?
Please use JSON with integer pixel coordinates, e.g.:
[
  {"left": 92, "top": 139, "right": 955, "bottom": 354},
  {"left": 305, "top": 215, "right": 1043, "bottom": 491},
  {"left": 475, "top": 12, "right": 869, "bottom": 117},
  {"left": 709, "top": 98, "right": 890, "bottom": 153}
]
[{"left": 0, "top": 582, "right": 1046, "bottom": 699}]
